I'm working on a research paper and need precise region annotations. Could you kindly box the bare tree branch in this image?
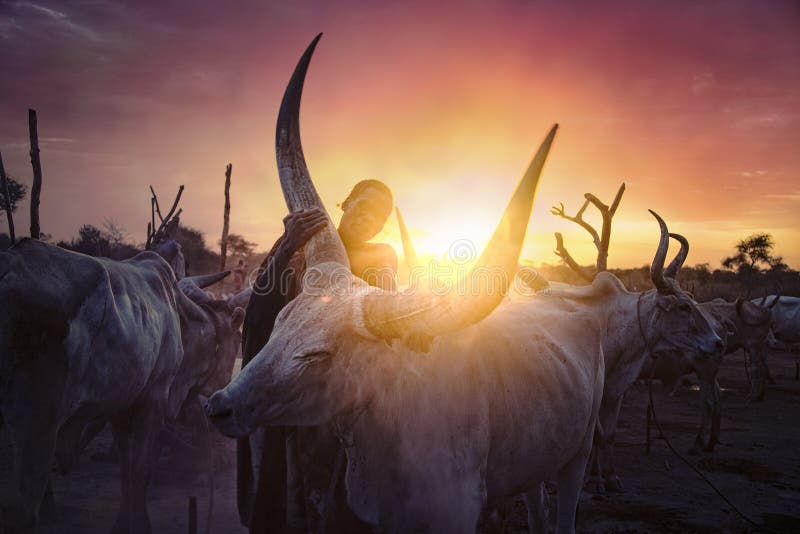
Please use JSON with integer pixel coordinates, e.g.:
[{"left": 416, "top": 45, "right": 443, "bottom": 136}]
[
  {"left": 584, "top": 182, "right": 625, "bottom": 272},
  {"left": 0, "top": 152, "right": 15, "bottom": 243},
  {"left": 550, "top": 199, "right": 601, "bottom": 249},
  {"left": 150, "top": 197, "right": 156, "bottom": 243},
  {"left": 219, "top": 163, "right": 232, "bottom": 271},
  {"left": 554, "top": 232, "right": 594, "bottom": 282},
  {"left": 150, "top": 185, "right": 164, "bottom": 223},
  {"left": 552, "top": 182, "right": 626, "bottom": 275},
  {"left": 28, "top": 109, "right": 43, "bottom": 239},
  {"left": 146, "top": 185, "right": 184, "bottom": 249},
  {"left": 163, "top": 185, "right": 184, "bottom": 224},
  {"left": 608, "top": 182, "right": 626, "bottom": 216}
]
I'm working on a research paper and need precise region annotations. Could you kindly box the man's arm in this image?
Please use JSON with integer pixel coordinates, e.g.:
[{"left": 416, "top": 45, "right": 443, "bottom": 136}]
[{"left": 242, "top": 209, "right": 327, "bottom": 363}]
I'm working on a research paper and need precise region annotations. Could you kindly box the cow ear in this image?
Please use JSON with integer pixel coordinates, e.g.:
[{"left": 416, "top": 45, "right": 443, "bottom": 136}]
[{"left": 230, "top": 307, "right": 245, "bottom": 330}]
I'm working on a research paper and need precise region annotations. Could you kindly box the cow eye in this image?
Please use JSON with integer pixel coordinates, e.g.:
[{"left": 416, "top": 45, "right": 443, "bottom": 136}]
[{"left": 294, "top": 351, "right": 329, "bottom": 363}]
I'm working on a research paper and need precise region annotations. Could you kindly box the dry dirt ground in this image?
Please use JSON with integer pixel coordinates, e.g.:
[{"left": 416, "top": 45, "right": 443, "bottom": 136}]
[{"left": 23, "top": 349, "right": 800, "bottom": 533}]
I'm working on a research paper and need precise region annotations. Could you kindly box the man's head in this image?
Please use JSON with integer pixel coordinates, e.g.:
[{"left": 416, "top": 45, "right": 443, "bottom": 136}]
[{"left": 338, "top": 179, "right": 393, "bottom": 245}]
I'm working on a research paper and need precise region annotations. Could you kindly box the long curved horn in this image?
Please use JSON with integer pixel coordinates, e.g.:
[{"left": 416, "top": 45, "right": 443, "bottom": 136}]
[
  {"left": 395, "top": 207, "right": 418, "bottom": 270},
  {"left": 178, "top": 277, "right": 213, "bottom": 304},
  {"left": 185, "top": 271, "right": 230, "bottom": 289},
  {"left": 361, "top": 125, "right": 558, "bottom": 339},
  {"left": 649, "top": 210, "right": 673, "bottom": 294},
  {"left": 276, "top": 33, "right": 349, "bottom": 268},
  {"left": 227, "top": 287, "right": 253, "bottom": 309},
  {"left": 664, "top": 232, "right": 689, "bottom": 279}
]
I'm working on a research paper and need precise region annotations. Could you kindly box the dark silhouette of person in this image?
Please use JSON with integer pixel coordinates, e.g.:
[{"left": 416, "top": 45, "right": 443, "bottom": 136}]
[
  {"left": 238, "top": 180, "right": 396, "bottom": 533},
  {"left": 233, "top": 259, "right": 247, "bottom": 292}
]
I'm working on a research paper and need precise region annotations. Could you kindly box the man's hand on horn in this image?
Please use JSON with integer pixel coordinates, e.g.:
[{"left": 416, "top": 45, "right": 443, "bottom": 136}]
[{"left": 281, "top": 208, "right": 328, "bottom": 255}]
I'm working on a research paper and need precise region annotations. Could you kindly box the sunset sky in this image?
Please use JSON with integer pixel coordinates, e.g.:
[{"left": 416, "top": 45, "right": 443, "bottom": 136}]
[{"left": 1, "top": 0, "right": 798, "bottom": 269}]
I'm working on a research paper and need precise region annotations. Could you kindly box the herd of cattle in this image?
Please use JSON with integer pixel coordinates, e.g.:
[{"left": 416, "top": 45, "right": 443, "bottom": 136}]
[{"left": 1, "top": 33, "right": 798, "bottom": 534}]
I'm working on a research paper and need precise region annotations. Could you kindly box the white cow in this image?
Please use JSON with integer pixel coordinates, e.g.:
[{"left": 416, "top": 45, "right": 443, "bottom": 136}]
[
  {"left": 758, "top": 295, "right": 799, "bottom": 349},
  {"left": 530, "top": 226, "right": 724, "bottom": 493},
  {"left": 755, "top": 295, "right": 799, "bottom": 380},
  {"left": 206, "top": 35, "right": 720, "bottom": 533},
  {"left": 206, "top": 34, "right": 602, "bottom": 533}
]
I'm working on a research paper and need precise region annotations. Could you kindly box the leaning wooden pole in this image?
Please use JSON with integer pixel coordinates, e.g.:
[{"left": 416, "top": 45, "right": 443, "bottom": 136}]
[
  {"left": 188, "top": 495, "right": 197, "bottom": 534},
  {"left": 0, "top": 151, "right": 16, "bottom": 243},
  {"left": 219, "top": 163, "right": 232, "bottom": 271},
  {"left": 28, "top": 109, "right": 43, "bottom": 239}
]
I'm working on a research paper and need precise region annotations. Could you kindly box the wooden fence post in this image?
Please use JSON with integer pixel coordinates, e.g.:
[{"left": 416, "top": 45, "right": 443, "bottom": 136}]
[
  {"left": 219, "top": 163, "right": 232, "bottom": 271},
  {"left": 28, "top": 109, "right": 43, "bottom": 239},
  {"left": 188, "top": 495, "right": 197, "bottom": 534}
]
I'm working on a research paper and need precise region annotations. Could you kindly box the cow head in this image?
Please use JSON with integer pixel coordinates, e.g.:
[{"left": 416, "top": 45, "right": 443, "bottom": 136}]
[
  {"left": 207, "top": 34, "right": 558, "bottom": 437},
  {"left": 640, "top": 218, "right": 723, "bottom": 357},
  {"left": 177, "top": 273, "right": 247, "bottom": 397},
  {"left": 153, "top": 239, "right": 186, "bottom": 279},
  {"left": 735, "top": 298, "right": 772, "bottom": 332}
]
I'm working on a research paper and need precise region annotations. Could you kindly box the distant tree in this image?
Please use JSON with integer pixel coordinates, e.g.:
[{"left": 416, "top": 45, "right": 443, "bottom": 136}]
[
  {"left": 58, "top": 223, "right": 138, "bottom": 260},
  {"left": 722, "top": 233, "right": 786, "bottom": 273},
  {"left": 0, "top": 174, "right": 27, "bottom": 218},
  {"left": 102, "top": 218, "right": 128, "bottom": 247},
  {"left": 220, "top": 233, "right": 257, "bottom": 260},
  {"left": 693, "top": 263, "right": 712, "bottom": 282},
  {"left": 60, "top": 224, "right": 111, "bottom": 257}
]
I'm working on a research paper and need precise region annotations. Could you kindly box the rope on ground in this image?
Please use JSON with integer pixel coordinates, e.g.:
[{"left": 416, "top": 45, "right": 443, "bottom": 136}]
[{"left": 646, "top": 379, "right": 778, "bottom": 534}]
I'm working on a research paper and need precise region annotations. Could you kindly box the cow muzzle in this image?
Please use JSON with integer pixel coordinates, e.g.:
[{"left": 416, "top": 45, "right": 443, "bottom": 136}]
[{"left": 205, "top": 391, "right": 248, "bottom": 438}]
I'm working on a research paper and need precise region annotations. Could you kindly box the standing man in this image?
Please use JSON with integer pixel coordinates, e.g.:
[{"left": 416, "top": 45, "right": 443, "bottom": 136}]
[
  {"left": 233, "top": 259, "right": 248, "bottom": 293},
  {"left": 239, "top": 179, "right": 396, "bottom": 533}
]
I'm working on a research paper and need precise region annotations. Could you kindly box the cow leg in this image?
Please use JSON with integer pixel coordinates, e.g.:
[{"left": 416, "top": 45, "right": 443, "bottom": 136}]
[
  {"left": 694, "top": 377, "right": 720, "bottom": 452},
  {"left": 764, "top": 358, "right": 777, "bottom": 385},
  {"left": 587, "top": 426, "right": 602, "bottom": 492},
  {"left": 39, "top": 479, "right": 57, "bottom": 519},
  {"left": 54, "top": 410, "right": 100, "bottom": 473},
  {"left": 593, "top": 395, "right": 624, "bottom": 492},
  {"left": 693, "top": 381, "right": 710, "bottom": 453},
  {"left": 522, "top": 482, "right": 548, "bottom": 534},
  {"left": 744, "top": 351, "right": 761, "bottom": 403},
  {"left": 0, "top": 411, "right": 59, "bottom": 532},
  {"left": 707, "top": 379, "right": 722, "bottom": 451},
  {"left": 110, "top": 402, "right": 162, "bottom": 534},
  {"left": 431, "top": 479, "right": 484, "bottom": 534},
  {"left": 555, "top": 425, "right": 593, "bottom": 534},
  {"left": 747, "top": 347, "right": 769, "bottom": 401}
]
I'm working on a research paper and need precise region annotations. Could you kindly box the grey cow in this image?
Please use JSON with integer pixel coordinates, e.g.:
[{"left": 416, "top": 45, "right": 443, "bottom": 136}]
[
  {"left": 642, "top": 295, "right": 774, "bottom": 454},
  {"left": 529, "top": 221, "right": 723, "bottom": 493},
  {"left": 0, "top": 239, "right": 246, "bottom": 533}
]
